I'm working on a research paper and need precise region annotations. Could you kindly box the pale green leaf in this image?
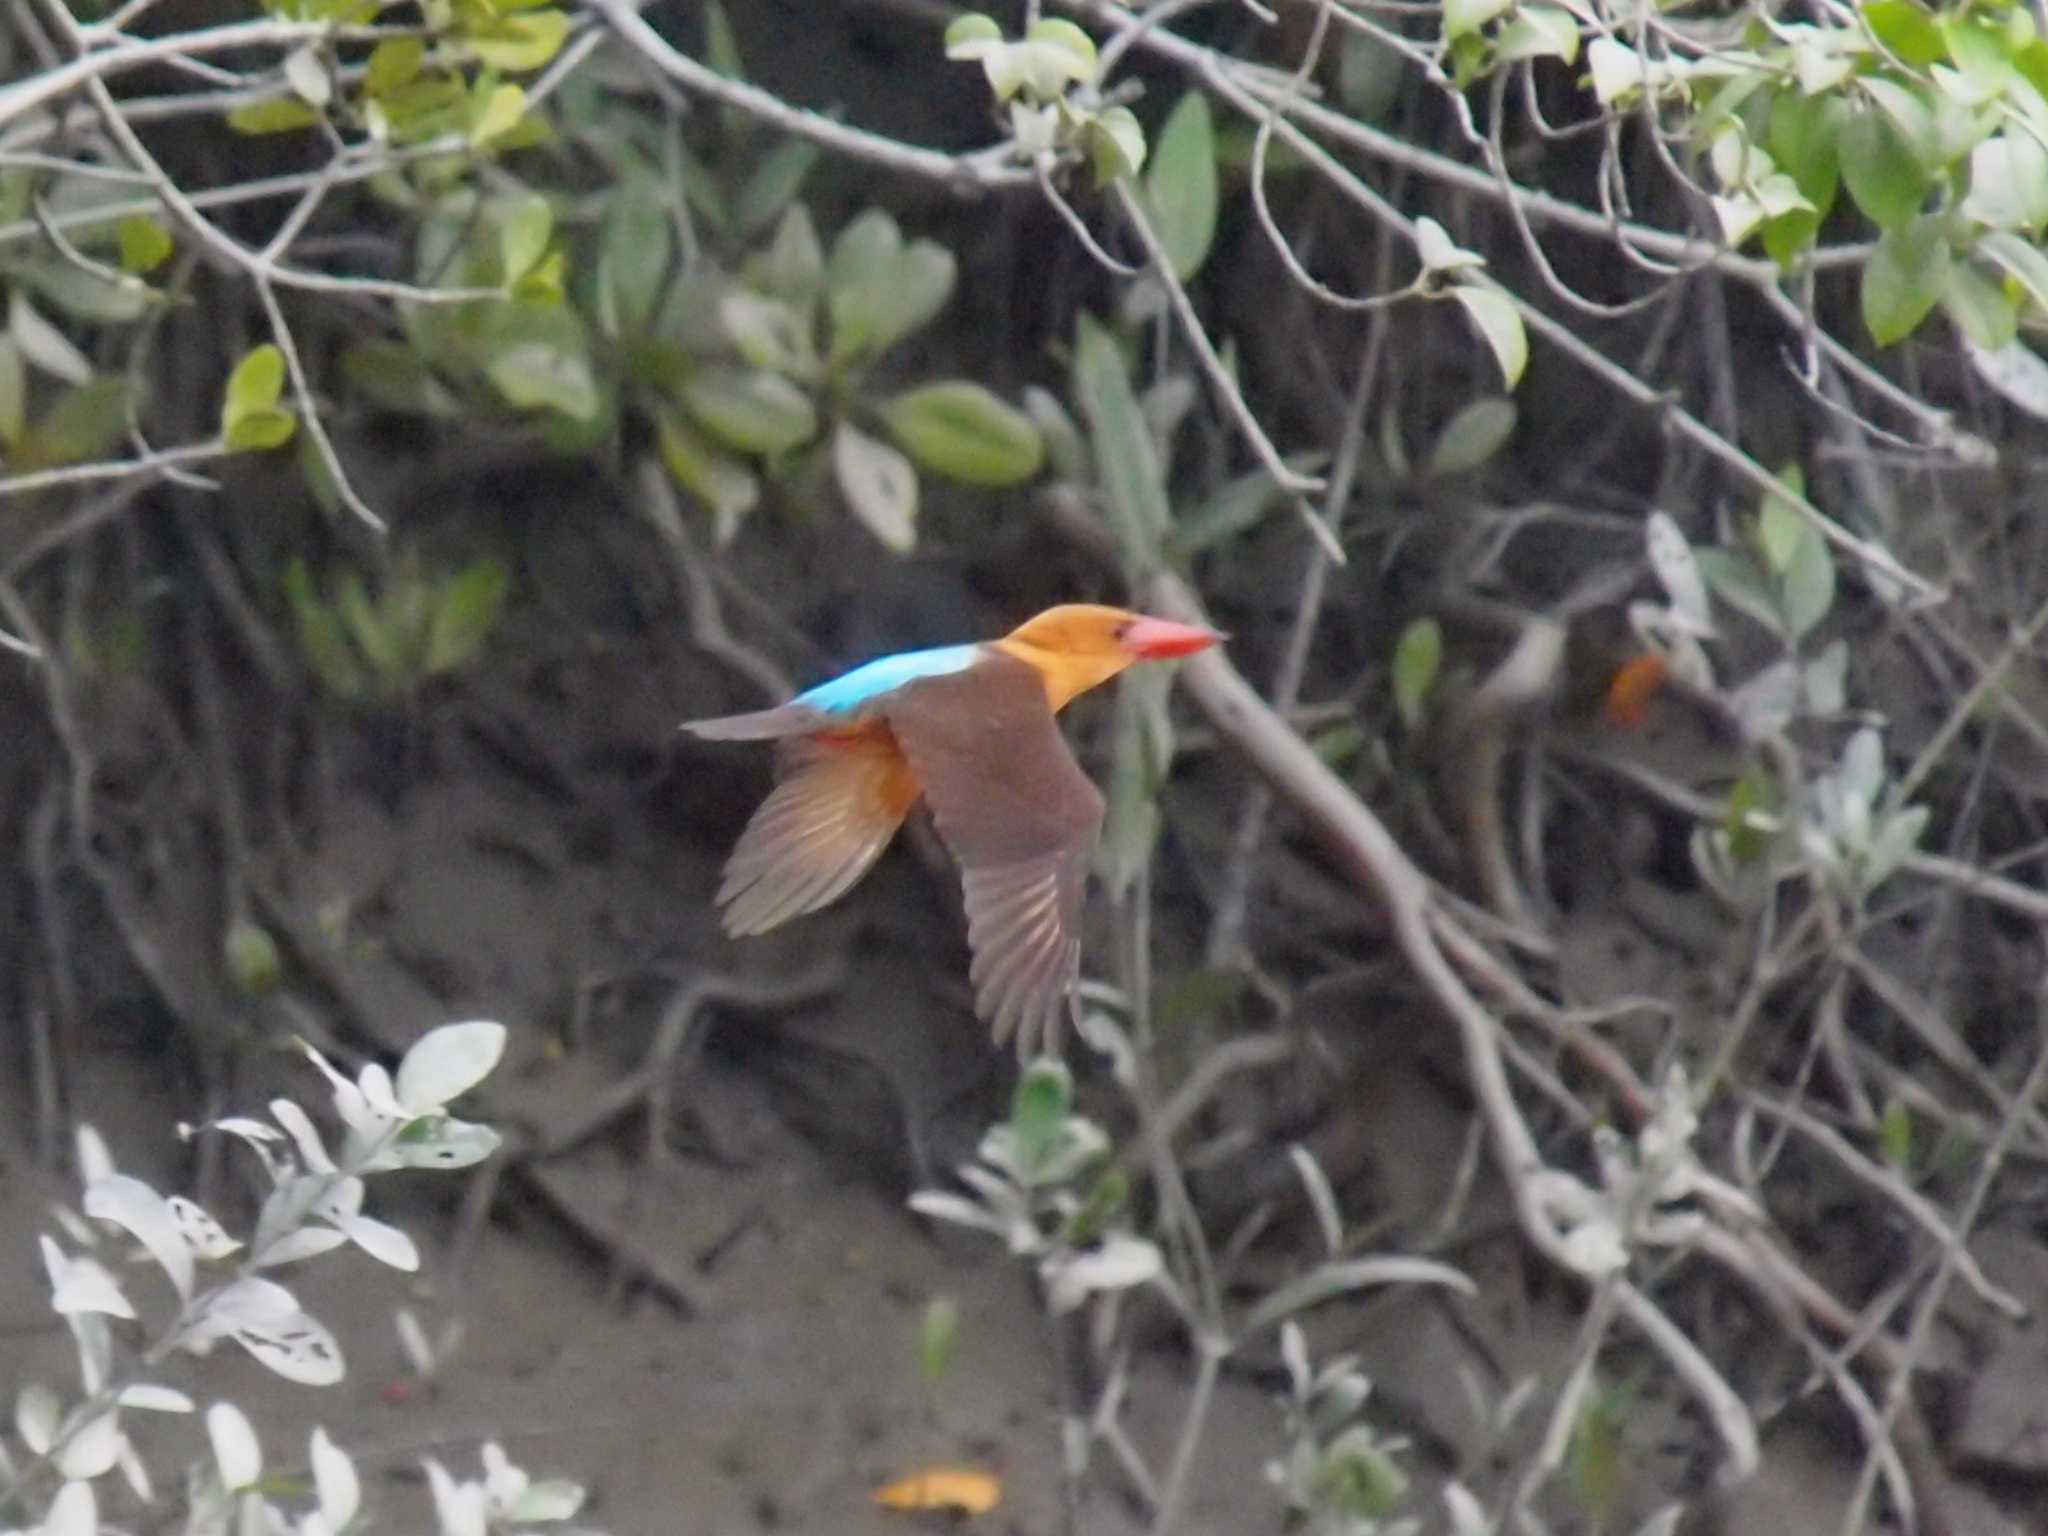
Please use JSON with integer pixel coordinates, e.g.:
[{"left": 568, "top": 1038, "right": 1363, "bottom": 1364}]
[
  {"left": 1449, "top": 286, "right": 1526, "bottom": 388},
  {"left": 1145, "top": 92, "right": 1218, "bottom": 280},
  {"left": 681, "top": 366, "right": 817, "bottom": 454},
  {"left": 1393, "top": 618, "right": 1442, "bottom": 730},
  {"left": 1443, "top": 0, "right": 1511, "bottom": 42},
  {"left": 1862, "top": 216, "right": 1951, "bottom": 345},
  {"left": 424, "top": 558, "right": 510, "bottom": 674},
  {"left": 228, "top": 97, "right": 321, "bottom": 135},
  {"left": 1941, "top": 262, "right": 2018, "bottom": 351},
  {"left": 831, "top": 419, "right": 918, "bottom": 552},
  {"left": 878, "top": 380, "right": 1042, "bottom": 486},
  {"left": 1426, "top": 397, "right": 1516, "bottom": 477},
  {"left": 468, "top": 9, "right": 568, "bottom": 72},
  {"left": 116, "top": 214, "right": 172, "bottom": 275},
  {"left": 1085, "top": 105, "right": 1147, "bottom": 186},
  {"left": 1071, "top": 313, "right": 1167, "bottom": 570},
  {"left": 595, "top": 173, "right": 672, "bottom": 339},
  {"left": 655, "top": 407, "right": 759, "bottom": 544},
  {"left": 1980, "top": 230, "right": 2048, "bottom": 318}
]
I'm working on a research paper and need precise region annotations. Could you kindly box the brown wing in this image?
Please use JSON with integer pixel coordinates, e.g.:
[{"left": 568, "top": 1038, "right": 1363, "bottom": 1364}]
[
  {"left": 714, "top": 725, "right": 918, "bottom": 935},
  {"left": 883, "top": 653, "right": 1104, "bottom": 1052}
]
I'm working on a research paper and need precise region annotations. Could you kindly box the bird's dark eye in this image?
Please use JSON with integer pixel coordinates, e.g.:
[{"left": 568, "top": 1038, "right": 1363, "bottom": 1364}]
[{"left": 1113, "top": 621, "right": 1132, "bottom": 640}]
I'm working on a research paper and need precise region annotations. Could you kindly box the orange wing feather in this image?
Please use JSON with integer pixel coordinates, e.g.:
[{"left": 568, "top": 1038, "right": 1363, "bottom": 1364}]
[{"left": 713, "top": 724, "right": 920, "bottom": 936}]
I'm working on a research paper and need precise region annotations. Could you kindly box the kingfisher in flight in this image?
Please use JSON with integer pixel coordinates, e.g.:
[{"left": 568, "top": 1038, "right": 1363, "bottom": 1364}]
[{"left": 683, "top": 604, "right": 1223, "bottom": 1051}]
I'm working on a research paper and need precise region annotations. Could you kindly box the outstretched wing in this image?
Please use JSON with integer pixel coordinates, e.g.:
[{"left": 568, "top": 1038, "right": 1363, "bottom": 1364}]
[
  {"left": 713, "top": 725, "right": 918, "bottom": 935},
  {"left": 883, "top": 653, "right": 1104, "bottom": 1052}
]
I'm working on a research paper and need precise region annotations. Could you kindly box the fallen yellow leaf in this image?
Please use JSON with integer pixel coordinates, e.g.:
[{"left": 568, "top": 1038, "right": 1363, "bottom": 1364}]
[{"left": 873, "top": 1465, "right": 1002, "bottom": 1517}]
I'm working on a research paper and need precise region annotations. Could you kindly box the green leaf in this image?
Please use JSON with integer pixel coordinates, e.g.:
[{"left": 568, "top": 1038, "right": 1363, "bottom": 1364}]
[
  {"left": 1496, "top": 5, "right": 1579, "bottom": 64},
  {"left": 1756, "top": 470, "right": 1804, "bottom": 576},
  {"left": 221, "top": 344, "right": 297, "bottom": 450},
  {"left": 425, "top": 557, "right": 510, "bottom": 674},
  {"left": 364, "top": 36, "right": 424, "bottom": 97},
  {"left": 831, "top": 419, "right": 918, "bottom": 551},
  {"left": 9, "top": 253, "right": 151, "bottom": 322},
  {"left": 943, "top": 14, "right": 1002, "bottom": 54},
  {"left": 223, "top": 918, "right": 284, "bottom": 997},
  {"left": 736, "top": 140, "right": 820, "bottom": 236},
  {"left": 1859, "top": 78, "right": 1940, "bottom": 169},
  {"left": 1862, "top": 0, "right": 1944, "bottom": 68},
  {"left": 1099, "top": 663, "right": 1168, "bottom": 901},
  {"left": 1010, "top": 1058, "right": 1073, "bottom": 1174},
  {"left": 1962, "top": 132, "right": 2048, "bottom": 232},
  {"left": 1979, "top": 230, "right": 2048, "bottom": 318},
  {"left": 754, "top": 204, "right": 825, "bottom": 308},
  {"left": 718, "top": 290, "right": 817, "bottom": 380},
  {"left": 343, "top": 341, "right": 455, "bottom": 415},
  {"left": 595, "top": 174, "right": 672, "bottom": 340},
  {"left": 227, "top": 96, "right": 321, "bottom": 135},
  {"left": 1144, "top": 92, "right": 1218, "bottom": 281},
  {"left": 374, "top": 75, "right": 469, "bottom": 145},
  {"left": 1449, "top": 286, "right": 1526, "bottom": 389},
  {"left": 19, "top": 376, "right": 128, "bottom": 468},
  {"left": 917, "top": 1296, "right": 959, "bottom": 1387},
  {"left": 682, "top": 366, "right": 818, "bottom": 454},
  {"left": 1072, "top": 313, "right": 1167, "bottom": 570},
  {"left": 338, "top": 574, "right": 407, "bottom": 681},
  {"left": 469, "top": 8, "right": 568, "bottom": 72},
  {"left": 1083, "top": 104, "right": 1147, "bottom": 187},
  {"left": 226, "top": 406, "right": 296, "bottom": 451},
  {"left": 469, "top": 83, "right": 528, "bottom": 147},
  {"left": 0, "top": 336, "right": 24, "bottom": 447},
  {"left": 1414, "top": 216, "right": 1484, "bottom": 277},
  {"left": 284, "top": 561, "right": 365, "bottom": 698},
  {"left": 655, "top": 407, "right": 759, "bottom": 545},
  {"left": 878, "top": 380, "right": 1042, "bottom": 486},
  {"left": 1426, "top": 397, "right": 1516, "bottom": 477},
  {"left": 825, "top": 209, "right": 957, "bottom": 365},
  {"left": 1026, "top": 17, "right": 1095, "bottom": 63},
  {"left": 1779, "top": 507, "right": 1836, "bottom": 642},
  {"left": 703, "top": 0, "right": 745, "bottom": 79},
  {"left": 1939, "top": 11, "right": 2014, "bottom": 99},
  {"left": 1767, "top": 90, "right": 1841, "bottom": 217},
  {"left": 116, "top": 214, "right": 172, "bottom": 275},
  {"left": 1839, "top": 109, "right": 1927, "bottom": 230},
  {"left": 1392, "top": 618, "right": 1441, "bottom": 730},
  {"left": 10, "top": 289, "right": 91, "bottom": 383},
  {"left": 1170, "top": 460, "right": 1309, "bottom": 555},
  {"left": 480, "top": 308, "right": 599, "bottom": 420},
  {"left": 1336, "top": 27, "right": 1408, "bottom": 120},
  {"left": 1442, "top": 0, "right": 1511, "bottom": 42},
  {"left": 495, "top": 193, "right": 553, "bottom": 284},
  {"left": 1878, "top": 1098, "right": 1914, "bottom": 1170},
  {"left": 1941, "top": 262, "right": 2019, "bottom": 351},
  {"left": 1862, "top": 215, "right": 1951, "bottom": 345}
]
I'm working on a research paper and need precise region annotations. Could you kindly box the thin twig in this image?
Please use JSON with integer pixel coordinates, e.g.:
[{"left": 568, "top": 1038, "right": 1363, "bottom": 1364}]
[{"left": 590, "top": 0, "right": 1028, "bottom": 195}]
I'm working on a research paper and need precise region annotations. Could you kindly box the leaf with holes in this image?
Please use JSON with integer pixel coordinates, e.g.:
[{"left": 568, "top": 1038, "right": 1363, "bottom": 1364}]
[{"left": 832, "top": 420, "right": 918, "bottom": 551}]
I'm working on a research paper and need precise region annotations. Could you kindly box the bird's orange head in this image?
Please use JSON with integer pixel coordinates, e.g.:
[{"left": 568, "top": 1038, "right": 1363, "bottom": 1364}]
[{"left": 996, "top": 604, "right": 1223, "bottom": 711}]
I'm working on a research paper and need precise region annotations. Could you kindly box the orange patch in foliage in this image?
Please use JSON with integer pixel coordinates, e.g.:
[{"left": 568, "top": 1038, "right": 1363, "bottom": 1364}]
[
  {"left": 873, "top": 1466, "right": 1002, "bottom": 1518},
  {"left": 1603, "top": 652, "right": 1671, "bottom": 729}
]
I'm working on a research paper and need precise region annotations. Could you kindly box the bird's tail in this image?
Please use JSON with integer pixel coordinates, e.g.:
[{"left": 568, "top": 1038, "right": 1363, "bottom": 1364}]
[{"left": 680, "top": 703, "right": 823, "bottom": 740}]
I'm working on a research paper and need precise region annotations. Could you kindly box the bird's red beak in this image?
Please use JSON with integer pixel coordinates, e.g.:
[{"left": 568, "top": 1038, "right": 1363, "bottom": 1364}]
[{"left": 1123, "top": 616, "right": 1225, "bottom": 659}]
